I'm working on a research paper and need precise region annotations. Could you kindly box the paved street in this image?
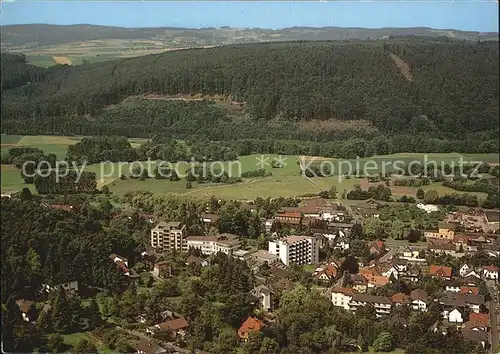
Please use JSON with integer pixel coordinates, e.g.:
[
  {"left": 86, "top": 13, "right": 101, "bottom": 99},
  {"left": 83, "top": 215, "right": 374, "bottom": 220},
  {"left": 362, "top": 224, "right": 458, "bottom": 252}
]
[{"left": 488, "top": 284, "right": 499, "bottom": 353}]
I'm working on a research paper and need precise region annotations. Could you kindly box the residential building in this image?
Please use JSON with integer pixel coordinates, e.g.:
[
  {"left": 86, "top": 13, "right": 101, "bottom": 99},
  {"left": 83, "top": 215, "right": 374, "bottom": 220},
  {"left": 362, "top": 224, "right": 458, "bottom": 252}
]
[
  {"left": 391, "top": 293, "right": 411, "bottom": 306},
  {"left": 200, "top": 213, "right": 220, "bottom": 226},
  {"left": 447, "top": 308, "right": 464, "bottom": 323},
  {"left": 238, "top": 317, "right": 264, "bottom": 342},
  {"left": 268, "top": 235, "right": 320, "bottom": 266},
  {"left": 136, "top": 339, "right": 168, "bottom": 354},
  {"left": 424, "top": 222, "right": 456, "bottom": 241},
  {"left": 429, "top": 265, "right": 452, "bottom": 280},
  {"left": 460, "top": 287, "right": 479, "bottom": 296},
  {"left": 40, "top": 280, "right": 78, "bottom": 294},
  {"left": 273, "top": 210, "right": 302, "bottom": 225},
  {"left": 482, "top": 265, "right": 499, "bottom": 280},
  {"left": 369, "top": 240, "right": 387, "bottom": 256},
  {"left": 366, "top": 275, "right": 390, "bottom": 289},
  {"left": 410, "top": 289, "right": 428, "bottom": 312},
  {"left": 251, "top": 285, "right": 274, "bottom": 312},
  {"left": 151, "top": 221, "right": 187, "bottom": 251},
  {"left": 185, "top": 255, "right": 209, "bottom": 267},
  {"left": 147, "top": 318, "right": 189, "bottom": 338},
  {"left": 331, "top": 288, "right": 356, "bottom": 310},
  {"left": 349, "top": 294, "right": 392, "bottom": 317},
  {"left": 350, "top": 274, "right": 368, "bottom": 293},
  {"left": 439, "top": 293, "right": 485, "bottom": 314},
  {"left": 459, "top": 263, "right": 472, "bottom": 277},
  {"left": 444, "top": 281, "right": 461, "bottom": 293},
  {"left": 152, "top": 261, "right": 171, "bottom": 278},
  {"left": 15, "top": 299, "right": 34, "bottom": 322},
  {"left": 186, "top": 234, "right": 241, "bottom": 256},
  {"left": 109, "top": 253, "right": 130, "bottom": 276},
  {"left": 466, "top": 312, "right": 490, "bottom": 331},
  {"left": 461, "top": 330, "right": 488, "bottom": 348},
  {"left": 417, "top": 203, "right": 439, "bottom": 213}
]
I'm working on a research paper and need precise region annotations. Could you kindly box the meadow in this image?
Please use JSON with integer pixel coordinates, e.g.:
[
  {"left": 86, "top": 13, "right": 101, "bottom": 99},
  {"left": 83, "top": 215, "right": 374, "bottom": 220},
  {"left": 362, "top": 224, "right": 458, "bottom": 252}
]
[{"left": 1, "top": 135, "right": 498, "bottom": 200}]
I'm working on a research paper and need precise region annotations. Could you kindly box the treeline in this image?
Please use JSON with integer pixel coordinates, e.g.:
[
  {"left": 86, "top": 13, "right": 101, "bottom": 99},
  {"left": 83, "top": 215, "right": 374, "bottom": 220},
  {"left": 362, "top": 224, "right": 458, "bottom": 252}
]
[
  {"left": 1, "top": 39, "right": 498, "bottom": 148},
  {"left": 34, "top": 171, "right": 97, "bottom": 194},
  {"left": 67, "top": 136, "right": 137, "bottom": 164},
  {"left": 347, "top": 184, "right": 392, "bottom": 201}
]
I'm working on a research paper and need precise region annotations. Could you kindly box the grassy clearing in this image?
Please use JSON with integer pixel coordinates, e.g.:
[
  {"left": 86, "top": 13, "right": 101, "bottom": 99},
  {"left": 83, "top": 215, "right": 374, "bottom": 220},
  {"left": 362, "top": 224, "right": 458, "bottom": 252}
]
[
  {"left": 1, "top": 135, "right": 24, "bottom": 144},
  {"left": 62, "top": 332, "right": 115, "bottom": 354},
  {"left": 25, "top": 54, "right": 56, "bottom": 68}
]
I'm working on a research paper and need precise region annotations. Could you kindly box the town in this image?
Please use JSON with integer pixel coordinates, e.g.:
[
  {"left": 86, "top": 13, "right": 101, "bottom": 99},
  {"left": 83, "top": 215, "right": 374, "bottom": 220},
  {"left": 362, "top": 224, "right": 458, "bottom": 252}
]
[{"left": 4, "top": 193, "right": 499, "bottom": 354}]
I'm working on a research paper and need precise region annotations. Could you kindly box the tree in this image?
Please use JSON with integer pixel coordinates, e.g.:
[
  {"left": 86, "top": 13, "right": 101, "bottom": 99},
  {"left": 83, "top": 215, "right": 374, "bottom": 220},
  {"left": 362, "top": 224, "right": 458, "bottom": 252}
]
[
  {"left": 37, "top": 307, "right": 53, "bottom": 333},
  {"left": 358, "top": 333, "right": 369, "bottom": 352},
  {"left": 47, "top": 334, "right": 66, "bottom": 353},
  {"left": 212, "top": 327, "right": 240, "bottom": 353},
  {"left": 372, "top": 332, "right": 393, "bottom": 352},
  {"left": 186, "top": 181, "right": 193, "bottom": 189},
  {"left": 329, "top": 185, "right": 337, "bottom": 199},
  {"left": 51, "top": 288, "right": 72, "bottom": 334},
  {"left": 73, "top": 338, "right": 98, "bottom": 353},
  {"left": 101, "top": 185, "right": 110, "bottom": 196},
  {"left": 259, "top": 337, "right": 280, "bottom": 354},
  {"left": 424, "top": 190, "right": 439, "bottom": 204},
  {"left": 416, "top": 188, "right": 425, "bottom": 200},
  {"left": 86, "top": 298, "right": 103, "bottom": 329},
  {"left": 21, "top": 187, "right": 32, "bottom": 200}
]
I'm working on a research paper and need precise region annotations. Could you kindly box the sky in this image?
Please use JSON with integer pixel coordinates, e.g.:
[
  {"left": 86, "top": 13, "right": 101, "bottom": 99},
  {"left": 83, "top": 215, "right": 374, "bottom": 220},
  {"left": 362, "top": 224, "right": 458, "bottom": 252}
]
[{"left": 1, "top": 1, "right": 499, "bottom": 32}]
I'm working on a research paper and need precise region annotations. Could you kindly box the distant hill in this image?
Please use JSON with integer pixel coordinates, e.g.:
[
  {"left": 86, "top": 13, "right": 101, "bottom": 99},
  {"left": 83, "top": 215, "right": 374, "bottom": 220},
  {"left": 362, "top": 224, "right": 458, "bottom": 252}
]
[
  {"left": 1, "top": 24, "right": 498, "bottom": 49},
  {"left": 1, "top": 38, "right": 498, "bottom": 154}
]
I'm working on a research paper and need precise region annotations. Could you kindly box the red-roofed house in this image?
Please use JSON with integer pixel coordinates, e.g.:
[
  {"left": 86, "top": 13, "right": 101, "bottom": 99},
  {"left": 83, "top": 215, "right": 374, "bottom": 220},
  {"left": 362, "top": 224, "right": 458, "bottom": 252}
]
[
  {"left": 391, "top": 293, "right": 411, "bottom": 306},
  {"left": 482, "top": 265, "right": 499, "bottom": 280},
  {"left": 369, "top": 240, "right": 387, "bottom": 256},
  {"left": 238, "top": 317, "right": 264, "bottom": 342},
  {"left": 273, "top": 211, "right": 302, "bottom": 225},
  {"left": 429, "top": 265, "right": 452, "bottom": 280},
  {"left": 466, "top": 312, "right": 490, "bottom": 331},
  {"left": 147, "top": 318, "right": 189, "bottom": 338},
  {"left": 109, "top": 254, "right": 130, "bottom": 276}
]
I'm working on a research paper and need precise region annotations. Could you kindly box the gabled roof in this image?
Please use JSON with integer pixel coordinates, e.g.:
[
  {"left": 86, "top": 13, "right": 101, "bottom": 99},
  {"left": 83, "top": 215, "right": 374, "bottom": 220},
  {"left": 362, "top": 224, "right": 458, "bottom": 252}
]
[
  {"left": 136, "top": 339, "right": 167, "bottom": 354},
  {"left": 15, "top": 299, "right": 33, "bottom": 313},
  {"left": 391, "top": 292, "right": 411, "bottom": 304},
  {"left": 410, "top": 289, "right": 428, "bottom": 302},
  {"left": 366, "top": 275, "right": 390, "bottom": 287},
  {"left": 469, "top": 312, "right": 489, "bottom": 328},
  {"left": 429, "top": 265, "right": 452, "bottom": 278},
  {"left": 238, "top": 317, "right": 264, "bottom": 339},
  {"left": 483, "top": 265, "right": 499, "bottom": 272},
  {"left": 462, "top": 329, "right": 488, "bottom": 343},
  {"left": 157, "top": 317, "right": 189, "bottom": 331}
]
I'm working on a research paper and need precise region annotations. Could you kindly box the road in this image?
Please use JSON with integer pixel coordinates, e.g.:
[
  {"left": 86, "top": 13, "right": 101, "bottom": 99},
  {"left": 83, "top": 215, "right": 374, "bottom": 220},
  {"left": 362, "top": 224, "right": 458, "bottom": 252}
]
[{"left": 488, "top": 284, "right": 499, "bottom": 353}]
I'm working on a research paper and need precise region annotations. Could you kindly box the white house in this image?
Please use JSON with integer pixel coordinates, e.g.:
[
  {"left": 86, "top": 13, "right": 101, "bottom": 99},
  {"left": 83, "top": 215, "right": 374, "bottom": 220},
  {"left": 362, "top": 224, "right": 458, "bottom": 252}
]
[
  {"left": 482, "top": 265, "right": 499, "bottom": 280},
  {"left": 331, "top": 288, "right": 355, "bottom": 311},
  {"left": 251, "top": 285, "right": 273, "bottom": 312},
  {"left": 445, "top": 284, "right": 461, "bottom": 293},
  {"left": 417, "top": 203, "right": 439, "bottom": 213},
  {"left": 410, "top": 289, "right": 428, "bottom": 312},
  {"left": 459, "top": 264, "right": 472, "bottom": 277},
  {"left": 40, "top": 280, "right": 79, "bottom": 294},
  {"left": 447, "top": 308, "right": 464, "bottom": 323}
]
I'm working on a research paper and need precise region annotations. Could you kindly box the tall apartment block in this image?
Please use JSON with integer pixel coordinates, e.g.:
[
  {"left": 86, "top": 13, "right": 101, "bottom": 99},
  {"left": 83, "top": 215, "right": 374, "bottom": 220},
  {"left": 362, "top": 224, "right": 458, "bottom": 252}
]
[
  {"left": 268, "top": 235, "right": 320, "bottom": 266},
  {"left": 151, "top": 221, "right": 187, "bottom": 251}
]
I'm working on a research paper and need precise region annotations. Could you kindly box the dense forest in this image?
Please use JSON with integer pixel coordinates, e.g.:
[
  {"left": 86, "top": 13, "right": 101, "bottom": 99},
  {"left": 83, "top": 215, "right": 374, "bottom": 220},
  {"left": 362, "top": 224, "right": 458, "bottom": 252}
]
[{"left": 1, "top": 38, "right": 499, "bottom": 152}]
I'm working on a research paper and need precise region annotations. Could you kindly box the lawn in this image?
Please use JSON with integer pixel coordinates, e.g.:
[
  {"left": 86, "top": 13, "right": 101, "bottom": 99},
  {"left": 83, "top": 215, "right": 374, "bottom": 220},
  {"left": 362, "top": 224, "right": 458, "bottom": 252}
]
[
  {"left": 25, "top": 54, "right": 56, "bottom": 68},
  {"left": 62, "top": 332, "right": 115, "bottom": 354}
]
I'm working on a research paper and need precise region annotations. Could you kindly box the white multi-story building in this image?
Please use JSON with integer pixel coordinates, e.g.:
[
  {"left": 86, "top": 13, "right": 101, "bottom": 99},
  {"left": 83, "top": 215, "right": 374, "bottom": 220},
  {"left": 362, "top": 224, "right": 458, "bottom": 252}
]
[
  {"left": 151, "top": 221, "right": 187, "bottom": 251},
  {"left": 185, "top": 233, "right": 240, "bottom": 256},
  {"left": 331, "top": 288, "right": 356, "bottom": 311},
  {"left": 268, "top": 235, "right": 320, "bottom": 266}
]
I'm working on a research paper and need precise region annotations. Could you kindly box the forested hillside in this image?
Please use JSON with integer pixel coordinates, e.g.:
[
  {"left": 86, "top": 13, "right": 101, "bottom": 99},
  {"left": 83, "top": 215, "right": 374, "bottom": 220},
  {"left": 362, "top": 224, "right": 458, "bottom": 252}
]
[{"left": 1, "top": 38, "right": 499, "bottom": 152}]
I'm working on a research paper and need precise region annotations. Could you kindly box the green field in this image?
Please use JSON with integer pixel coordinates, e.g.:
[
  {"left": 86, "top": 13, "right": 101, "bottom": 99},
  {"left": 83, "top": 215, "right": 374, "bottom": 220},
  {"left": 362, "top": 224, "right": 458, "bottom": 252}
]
[
  {"left": 25, "top": 55, "right": 57, "bottom": 68},
  {"left": 1, "top": 135, "right": 498, "bottom": 199},
  {"left": 62, "top": 332, "right": 115, "bottom": 354}
]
